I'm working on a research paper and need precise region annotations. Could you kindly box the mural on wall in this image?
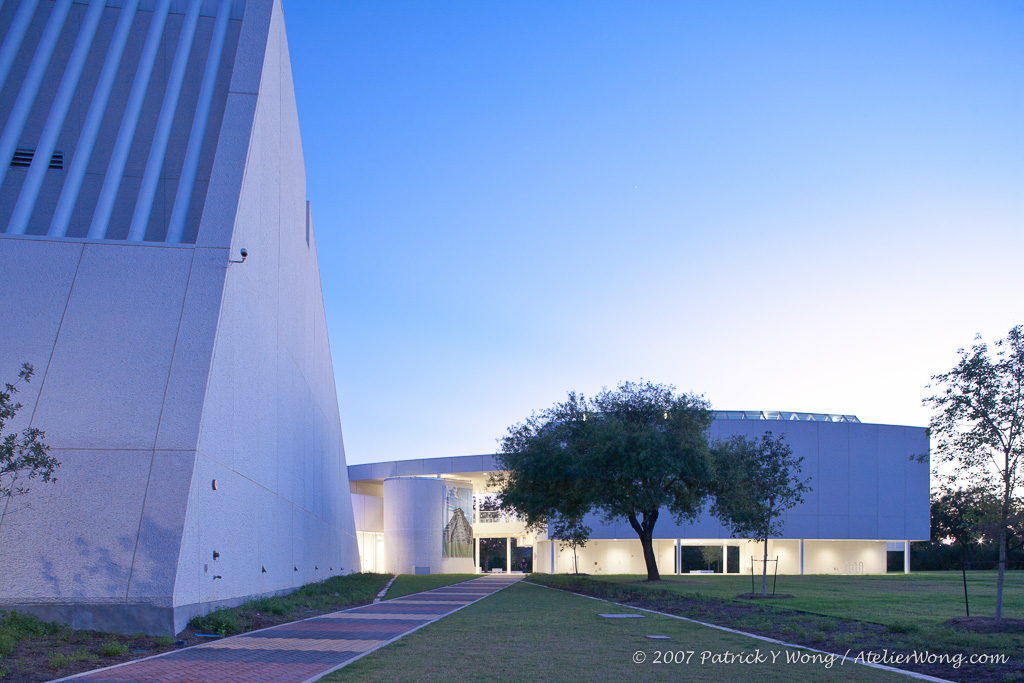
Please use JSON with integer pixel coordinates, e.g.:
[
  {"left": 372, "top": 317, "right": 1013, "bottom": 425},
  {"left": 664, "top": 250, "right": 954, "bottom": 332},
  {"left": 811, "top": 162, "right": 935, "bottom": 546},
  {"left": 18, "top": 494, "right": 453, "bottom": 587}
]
[{"left": 443, "top": 485, "right": 474, "bottom": 558}]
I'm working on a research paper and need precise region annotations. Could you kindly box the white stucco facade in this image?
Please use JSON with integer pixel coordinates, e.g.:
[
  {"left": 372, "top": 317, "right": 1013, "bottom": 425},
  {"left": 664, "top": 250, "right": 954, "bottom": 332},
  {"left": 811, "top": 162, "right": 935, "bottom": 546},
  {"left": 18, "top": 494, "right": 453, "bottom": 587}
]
[
  {"left": 382, "top": 477, "right": 475, "bottom": 576},
  {"left": 0, "top": 0, "right": 358, "bottom": 634},
  {"left": 348, "top": 414, "right": 930, "bottom": 578}
]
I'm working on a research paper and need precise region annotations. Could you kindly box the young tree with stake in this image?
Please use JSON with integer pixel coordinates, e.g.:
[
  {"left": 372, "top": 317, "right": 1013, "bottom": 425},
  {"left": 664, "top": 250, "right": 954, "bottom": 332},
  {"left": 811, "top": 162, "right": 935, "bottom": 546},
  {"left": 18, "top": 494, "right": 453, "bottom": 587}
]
[
  {"left": 712, "top": 432, "right": 810, "bottom": 596},
  {"left": 551, "top": 516, "right": 591, "bottom": 574},
  {"left": 924, "top": 325, "right": 1024, "bottom": 622}
]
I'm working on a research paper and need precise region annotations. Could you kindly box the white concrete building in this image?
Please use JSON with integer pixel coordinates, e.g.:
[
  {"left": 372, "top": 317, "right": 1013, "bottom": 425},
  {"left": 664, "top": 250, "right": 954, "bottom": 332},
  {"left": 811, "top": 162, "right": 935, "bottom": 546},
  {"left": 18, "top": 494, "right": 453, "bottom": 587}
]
[
  {"left": 0, "top": 0, "right": 359, "bottom": 634},
  {"left": 349, "top": 412, "right": 930, "bottom": 578}
]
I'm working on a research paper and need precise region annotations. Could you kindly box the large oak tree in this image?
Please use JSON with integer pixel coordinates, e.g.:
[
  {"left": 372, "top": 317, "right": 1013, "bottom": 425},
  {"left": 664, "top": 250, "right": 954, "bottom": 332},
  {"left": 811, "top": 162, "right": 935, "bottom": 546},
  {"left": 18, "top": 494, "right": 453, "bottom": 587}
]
[{"left": 490, "top": 381, "right": 714, "bottom": 581}]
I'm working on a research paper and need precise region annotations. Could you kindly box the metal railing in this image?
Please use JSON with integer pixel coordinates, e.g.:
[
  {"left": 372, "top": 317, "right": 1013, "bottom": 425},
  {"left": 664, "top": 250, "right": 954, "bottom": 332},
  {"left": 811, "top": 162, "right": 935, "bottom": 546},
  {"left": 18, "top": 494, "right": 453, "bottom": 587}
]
[
  {"left": 714, "top": 410, "right": 860, "bottom": 423},
  {"left": 477, "top": 510, "right": 521, "bottom": 524}
]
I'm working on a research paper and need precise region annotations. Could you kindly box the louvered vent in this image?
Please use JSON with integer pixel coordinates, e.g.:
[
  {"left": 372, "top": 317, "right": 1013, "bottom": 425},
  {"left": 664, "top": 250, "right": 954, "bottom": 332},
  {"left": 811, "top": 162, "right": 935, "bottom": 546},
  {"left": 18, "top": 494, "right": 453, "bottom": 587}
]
[
  {"left": 9, "top": 148, "right": 64, "bottom": 170},
  {"left": 11, "top": 148, "right": 33, "bottom": 167}
]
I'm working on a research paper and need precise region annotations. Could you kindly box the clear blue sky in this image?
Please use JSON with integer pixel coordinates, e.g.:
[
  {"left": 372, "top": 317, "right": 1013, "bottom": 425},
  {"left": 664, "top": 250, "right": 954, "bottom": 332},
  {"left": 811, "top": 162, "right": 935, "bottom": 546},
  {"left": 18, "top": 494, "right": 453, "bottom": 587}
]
[{"left": 284, "top": 1, "right": 1024, "bottom": 465}]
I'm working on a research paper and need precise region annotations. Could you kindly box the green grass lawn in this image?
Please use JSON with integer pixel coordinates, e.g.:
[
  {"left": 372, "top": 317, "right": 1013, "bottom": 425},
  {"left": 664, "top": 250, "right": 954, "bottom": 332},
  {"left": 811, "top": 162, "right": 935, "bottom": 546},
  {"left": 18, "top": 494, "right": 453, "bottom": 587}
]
[
  {"left": 530, "top": 573, "right": 1024, "bottom": 682},
  {"left": 326, "top": 581, "right": 909, "bottom": 682},
  {"left": 384, "top": 574, "right": 480, "bottom": 600},
  {"left": 592, "top": 571, "right": 1024, "bottom": 626}
]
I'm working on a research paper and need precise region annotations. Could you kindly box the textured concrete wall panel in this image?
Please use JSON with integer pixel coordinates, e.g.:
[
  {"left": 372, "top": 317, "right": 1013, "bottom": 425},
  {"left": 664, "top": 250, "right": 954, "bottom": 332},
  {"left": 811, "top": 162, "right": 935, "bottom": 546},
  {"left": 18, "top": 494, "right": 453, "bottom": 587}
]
[
  {"left": 0, "top": 239, "right": 83, "bottom": 434},
  {"left": 126, "top": 450, "right": 197, "bottom": 606},
  {"left": 30, "top": 243, "right": 193, "bottom": 450},
  {"left": 153, "top": 247, "right": 227, "bottom": 452},
  {"left": 0, "top": 450, "right": 150, "bottom": 602},
  {"left": 352, "top": 494, "right": 384, "bottom": 533}
]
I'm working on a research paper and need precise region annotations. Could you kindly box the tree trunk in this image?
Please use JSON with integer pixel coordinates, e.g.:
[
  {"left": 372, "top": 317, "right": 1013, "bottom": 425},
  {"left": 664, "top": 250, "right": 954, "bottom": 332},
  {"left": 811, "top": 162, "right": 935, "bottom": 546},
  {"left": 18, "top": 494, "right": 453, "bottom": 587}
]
[
  {"left": 628, "top": 509, "right": 660, "bottom": 581},
  {"left": 762, "top": 539, "right": 769, "bottom": 597},
  {"left": 996, "top": 525, "right": 1007, "bottom": 621},
  {"left": 997, "top": 476, "right": 1011, "bottom": 622},
  {"left": 640, "top": 529, "right": 659, "bottom": 581}
]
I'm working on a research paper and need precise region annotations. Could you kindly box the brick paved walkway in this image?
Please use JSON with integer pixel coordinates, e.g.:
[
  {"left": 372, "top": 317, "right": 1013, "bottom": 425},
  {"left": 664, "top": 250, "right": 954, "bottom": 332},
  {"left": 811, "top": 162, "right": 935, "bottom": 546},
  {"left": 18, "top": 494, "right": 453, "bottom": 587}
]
[{"left": 59, "top": 574, "right": 522, "bottom": 683}]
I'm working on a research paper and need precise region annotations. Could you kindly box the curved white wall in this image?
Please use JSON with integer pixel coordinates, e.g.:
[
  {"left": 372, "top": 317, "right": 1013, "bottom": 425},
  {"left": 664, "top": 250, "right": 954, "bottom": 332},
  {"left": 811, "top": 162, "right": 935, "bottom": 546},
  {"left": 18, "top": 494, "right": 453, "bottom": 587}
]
[
  {"left": 383, "top": 477, "right": 475, "bottom": 574},
  {"left": 384, "top": 477, "right": 444, "bottom": 575}
]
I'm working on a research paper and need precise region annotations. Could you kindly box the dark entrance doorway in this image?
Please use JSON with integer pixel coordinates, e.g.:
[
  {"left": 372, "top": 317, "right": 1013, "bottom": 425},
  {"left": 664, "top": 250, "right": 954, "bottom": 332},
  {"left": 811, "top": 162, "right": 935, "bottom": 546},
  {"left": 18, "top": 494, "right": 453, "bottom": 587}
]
[
  {"left": 478, "top": 537, "right": 506, "bottom": 572},
  {"left": 513, "top": 539, "right": 533, "bottom": 573}
]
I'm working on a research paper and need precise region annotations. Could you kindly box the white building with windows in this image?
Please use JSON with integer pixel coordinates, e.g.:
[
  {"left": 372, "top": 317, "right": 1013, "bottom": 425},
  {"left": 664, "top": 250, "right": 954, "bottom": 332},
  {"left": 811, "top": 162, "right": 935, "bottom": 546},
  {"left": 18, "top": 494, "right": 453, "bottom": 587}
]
[
  {"left": 349, "top": 412, "right": 930, "bottom": 577},
  {"left": 0, "top": 0, "right": 359, "bottom": 635}
]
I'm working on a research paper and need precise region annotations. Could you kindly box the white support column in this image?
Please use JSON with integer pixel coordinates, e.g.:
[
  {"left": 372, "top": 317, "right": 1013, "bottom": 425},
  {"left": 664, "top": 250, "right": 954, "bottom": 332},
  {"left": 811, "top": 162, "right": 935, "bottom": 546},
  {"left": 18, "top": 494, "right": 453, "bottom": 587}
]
[
  {"left": 550, "top": 541, "right": 556, "bottom": 574},
  {"left": 800, "top": 539, "right": 805, "bottom": 575},
  {"left": 8, "top": 0, "right": 105, "bottom": 235},
  {"left": 128, "top": 0, "right": 202, "bottom": 241},
  {"left": 0, "top": 0, "right": 40, "bottom": 95},
  {"left": 474, "top": 536, "right": 480, "bottom": 574},
  {"left": 506, "top": 537, "right": 511, "bottom": 573},
  {"left": 904, "top": 541, "right": 910, "bottom": 574},
  {"left": 0, "top": 0, "right": 73, "bottom": 194},
  {"left": 676, "top": 539, "right": 682, "bottom": 575},
  {"left": 89, "top": 0, "right": 171, "bottom": 239},
  {"left": 722, "top": 543, "right": 728, "bottom": 574},
  {"left": 50, "top": 0, "right": 140, "bottom": 237},
  {"left": 165, "top": 0, "right": 231, "bottom": 242}
]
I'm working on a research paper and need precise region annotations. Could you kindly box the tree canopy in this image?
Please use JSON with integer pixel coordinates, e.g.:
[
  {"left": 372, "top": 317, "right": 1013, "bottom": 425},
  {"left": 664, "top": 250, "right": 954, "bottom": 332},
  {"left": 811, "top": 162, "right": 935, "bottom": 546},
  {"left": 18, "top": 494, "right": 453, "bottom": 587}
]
[
  {"left": 913, "top": 478, "right": 1024, "bottom": 571},
  {"left": 924, "top": 324, "right": 1024, "bottom": 621},
  {"left": 490, "top": 380, "right": 714, "bottom": 580}
]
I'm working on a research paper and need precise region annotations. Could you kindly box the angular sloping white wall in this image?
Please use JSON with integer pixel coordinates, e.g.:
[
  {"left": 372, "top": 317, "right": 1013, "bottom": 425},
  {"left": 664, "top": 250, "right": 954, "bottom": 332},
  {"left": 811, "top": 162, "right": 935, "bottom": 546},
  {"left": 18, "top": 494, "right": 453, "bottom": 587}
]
[
  {"left": 0, "top": 239, "right": 205, "bottom": 633},
  {"left": 170, "top": 0, "right": 359, "bottom": 632},
  {"left": 0, "top": 0, "right": 358, "bottom": 635}
]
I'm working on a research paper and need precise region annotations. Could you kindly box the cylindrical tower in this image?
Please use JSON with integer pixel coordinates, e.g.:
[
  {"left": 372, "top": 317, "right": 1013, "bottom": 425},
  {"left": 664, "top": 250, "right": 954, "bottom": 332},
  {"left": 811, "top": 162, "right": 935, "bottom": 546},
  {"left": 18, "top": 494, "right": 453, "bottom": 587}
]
[
  {"left": 383, "top": 477, "right": 444, "bottom": 575},
  {"left": 383, "top": 477, "right": 476, "bottom": 575}
]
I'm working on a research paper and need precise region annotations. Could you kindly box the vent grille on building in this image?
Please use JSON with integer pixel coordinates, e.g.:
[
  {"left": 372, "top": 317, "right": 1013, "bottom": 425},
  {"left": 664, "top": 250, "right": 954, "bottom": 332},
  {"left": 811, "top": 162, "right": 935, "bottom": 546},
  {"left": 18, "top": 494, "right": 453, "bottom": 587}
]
[
  {"left": 9, "top": 148, "right": 63, "bottom": 171},
  {"left": 10, "top": 148, "right": 33, "bottom": 167},
  {"left": 0, "top": 0, "right": 242, "bottom": 242}
]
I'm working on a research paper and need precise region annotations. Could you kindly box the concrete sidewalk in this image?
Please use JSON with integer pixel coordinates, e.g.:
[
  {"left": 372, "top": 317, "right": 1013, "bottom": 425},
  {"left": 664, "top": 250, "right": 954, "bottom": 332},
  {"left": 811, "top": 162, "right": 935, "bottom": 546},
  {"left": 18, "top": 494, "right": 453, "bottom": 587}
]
[{"left": 58, "top": 574, "right": 522, "bottom": 683}]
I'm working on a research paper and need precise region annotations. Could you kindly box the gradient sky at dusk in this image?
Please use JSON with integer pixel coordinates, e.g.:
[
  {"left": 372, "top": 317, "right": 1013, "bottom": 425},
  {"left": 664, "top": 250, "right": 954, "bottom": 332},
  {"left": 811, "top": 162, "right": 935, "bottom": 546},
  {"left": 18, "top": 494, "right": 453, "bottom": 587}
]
[{"left": 283, "top": 1, "right": 1023, "bottom": 465}]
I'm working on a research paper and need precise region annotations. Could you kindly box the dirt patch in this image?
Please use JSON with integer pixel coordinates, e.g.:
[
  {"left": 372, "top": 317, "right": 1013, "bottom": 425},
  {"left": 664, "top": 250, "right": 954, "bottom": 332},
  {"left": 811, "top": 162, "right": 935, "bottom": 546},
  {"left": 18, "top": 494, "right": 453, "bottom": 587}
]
[
  {"left": 945, "top": 616, "right": 1024, "bottom": 633},
  {"left": 0, "top": 608, "right": 369, "bottom": 682},
  {"left": 2, "top": 632, "right": 179, "bottom": 683}
]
